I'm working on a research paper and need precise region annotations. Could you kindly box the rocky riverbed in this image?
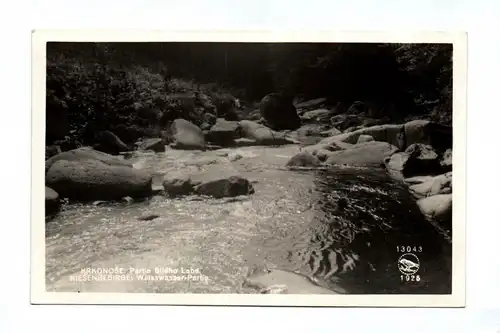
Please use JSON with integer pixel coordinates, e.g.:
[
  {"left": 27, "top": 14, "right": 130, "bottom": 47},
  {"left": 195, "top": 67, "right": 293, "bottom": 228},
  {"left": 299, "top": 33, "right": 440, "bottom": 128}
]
[
  {"left": 44, "top": 98, "right": 453, "bottom": 295},
  {"left": 45, "top": 144, "right": 451, "bottom": 295}
]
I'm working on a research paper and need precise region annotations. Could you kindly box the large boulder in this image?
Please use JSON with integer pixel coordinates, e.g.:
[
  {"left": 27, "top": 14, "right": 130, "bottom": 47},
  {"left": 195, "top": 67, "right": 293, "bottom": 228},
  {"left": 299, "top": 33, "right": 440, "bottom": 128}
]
[
  {"left": 93, "top": 130, "right": 130, "bottom": 155},
  {"left": 319, "top": 120, "right": 452, "bottom": 152},
  {"left": 239, "top": 120, "right": 295, "bottom": 146},
  {"left": 325, "top": 141, "right": 399, "bottom": 167},
  {"left": 194, "top": 176, "right": 254, "bottom": 198},
  {"left": 169, "top": 119, "right": 206, "bottom": 150},
  {"left": 45, "top": 147, "right": 133, "bottom": 173},
  {"left": 409, "top": 172, "right": 452, "bottom": 199},
  {"left": 205, "top": 118, "right": 241, "bottom": 146},
  {"left": 417, "top": 194, "right": 452, "bottom": 224},
  {"left": 384, "top": 144, "right": 441, "bottom": 179},
  {"left": 45, "top": 187, "right": 60, "bottom": 216},
  {"left": 137, "top": 138, "right": 165, "bottom": 152},
  {"left": 319, "top": 124, "right": 406, "bottom": 150},
  {"left": 286, "top": 152, "right": 322, "bottom": 168},
  {"left": 259, "top": 93, "right": 301, "bottom": 131},
  {"left": 46, "top": 159, "right": 153, "bottom": 201}
]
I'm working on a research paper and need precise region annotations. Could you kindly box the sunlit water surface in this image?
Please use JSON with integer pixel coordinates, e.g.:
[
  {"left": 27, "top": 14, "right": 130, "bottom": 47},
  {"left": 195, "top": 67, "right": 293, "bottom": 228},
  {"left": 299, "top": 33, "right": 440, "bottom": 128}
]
[{"left": 46, "top": 146, "right": 451, "bottom": 294}]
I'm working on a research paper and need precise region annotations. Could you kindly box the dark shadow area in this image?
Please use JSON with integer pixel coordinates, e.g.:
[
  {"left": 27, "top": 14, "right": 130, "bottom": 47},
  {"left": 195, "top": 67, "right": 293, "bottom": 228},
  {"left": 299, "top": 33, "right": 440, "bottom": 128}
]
[{"left": 288, "top": 167, "right": 452, "bottom": 294}]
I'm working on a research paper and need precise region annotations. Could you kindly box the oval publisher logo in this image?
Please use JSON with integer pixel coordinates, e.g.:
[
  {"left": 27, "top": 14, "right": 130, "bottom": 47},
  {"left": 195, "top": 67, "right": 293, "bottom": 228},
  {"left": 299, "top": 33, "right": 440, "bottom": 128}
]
[{"left": 398, "top": 253, "right": 420, "bottom": 276}]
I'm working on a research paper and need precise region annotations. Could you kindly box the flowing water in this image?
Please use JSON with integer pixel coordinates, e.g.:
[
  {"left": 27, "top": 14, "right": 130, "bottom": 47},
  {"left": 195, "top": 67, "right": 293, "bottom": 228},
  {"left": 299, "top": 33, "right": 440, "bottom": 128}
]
[{"left": 45, "top": 145, "right": 452, "bottom": 294}]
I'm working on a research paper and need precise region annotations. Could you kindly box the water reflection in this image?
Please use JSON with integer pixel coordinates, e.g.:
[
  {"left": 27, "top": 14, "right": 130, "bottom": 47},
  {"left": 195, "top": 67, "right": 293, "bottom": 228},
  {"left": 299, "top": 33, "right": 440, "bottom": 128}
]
[{"left": 289, "top": 166, "right": 452, "bottom": 294}]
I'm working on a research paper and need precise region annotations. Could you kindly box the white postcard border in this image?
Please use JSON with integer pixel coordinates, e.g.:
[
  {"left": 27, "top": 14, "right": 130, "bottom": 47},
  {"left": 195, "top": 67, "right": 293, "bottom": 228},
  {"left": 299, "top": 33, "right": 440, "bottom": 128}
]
[{"left": 31, "top": 29, "right": 467, "bottom": 307}]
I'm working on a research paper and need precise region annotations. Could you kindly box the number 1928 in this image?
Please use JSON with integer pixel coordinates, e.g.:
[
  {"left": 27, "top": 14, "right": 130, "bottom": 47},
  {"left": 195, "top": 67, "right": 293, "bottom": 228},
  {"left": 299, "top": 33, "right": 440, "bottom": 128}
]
[{"left": 401, "top": 275, "right": 421, "bottom": 282}]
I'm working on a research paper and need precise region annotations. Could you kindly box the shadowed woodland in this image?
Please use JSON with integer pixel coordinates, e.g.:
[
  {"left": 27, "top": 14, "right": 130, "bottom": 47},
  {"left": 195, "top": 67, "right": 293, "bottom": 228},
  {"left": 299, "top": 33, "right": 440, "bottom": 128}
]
[{"left": 46, "top": 42, "right": 452, "bottom": 149}]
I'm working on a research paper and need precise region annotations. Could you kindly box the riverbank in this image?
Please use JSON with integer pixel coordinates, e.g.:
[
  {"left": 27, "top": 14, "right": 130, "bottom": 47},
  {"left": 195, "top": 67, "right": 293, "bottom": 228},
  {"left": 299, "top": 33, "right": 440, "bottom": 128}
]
[{"left": 44, "top": 97, "right": 453, "bottom": 294}]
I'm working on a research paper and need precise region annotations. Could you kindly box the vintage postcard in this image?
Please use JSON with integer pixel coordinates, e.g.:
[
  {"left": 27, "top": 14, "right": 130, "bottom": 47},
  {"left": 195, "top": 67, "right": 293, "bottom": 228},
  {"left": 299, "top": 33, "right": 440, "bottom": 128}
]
[{"left": 31, "top": 30, "right": 467, "bottom": 307}]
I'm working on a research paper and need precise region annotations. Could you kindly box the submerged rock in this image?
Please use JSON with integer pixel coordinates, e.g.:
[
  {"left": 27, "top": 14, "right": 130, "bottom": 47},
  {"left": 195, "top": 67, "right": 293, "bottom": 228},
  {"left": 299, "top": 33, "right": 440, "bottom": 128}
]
[
  {"left": 194, "top": 176, "right": 255, "bottom": 198},
  {"left": 137, "top": 214, "right": 160, "bottom": 221},
  {"left": 286, "top": 152, "right": 322, "bottom": 168}
]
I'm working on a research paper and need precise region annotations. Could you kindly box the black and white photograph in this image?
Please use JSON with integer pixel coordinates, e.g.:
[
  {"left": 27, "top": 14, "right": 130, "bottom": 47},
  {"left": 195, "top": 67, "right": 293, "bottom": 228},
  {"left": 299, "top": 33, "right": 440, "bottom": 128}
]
[{"left": 31, "top": 30, "right": 466, "bottom": 306}]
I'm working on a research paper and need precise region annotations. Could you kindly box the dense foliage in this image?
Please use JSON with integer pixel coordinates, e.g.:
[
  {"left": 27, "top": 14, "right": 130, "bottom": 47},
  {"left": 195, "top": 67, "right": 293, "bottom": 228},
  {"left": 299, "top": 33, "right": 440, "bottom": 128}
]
[{"left": 45, "top": 42, "right": 453, "bottom": 146}]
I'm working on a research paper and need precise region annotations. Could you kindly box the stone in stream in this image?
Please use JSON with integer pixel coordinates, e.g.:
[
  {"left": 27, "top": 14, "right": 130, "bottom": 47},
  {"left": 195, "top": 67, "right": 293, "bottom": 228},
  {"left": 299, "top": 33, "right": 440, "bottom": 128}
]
[
  {"left": 194, "top": 175, "right": 255, "bottom": 198},
  {"left": 286, "top": 152, "right": 322, "bottom": 168},
  {"left": 321, "top": 123, "right": 406, "bottom": 150},
  {"left": 239, "top": 120, "right": 295, "bottom": 146},
  {"left": 244, "top": 269, "right": 341, "bottom": 294},
  {"left": 137, "top": 214, "right": 160, "bottom": 221},
  {"left": 46, "top": 159, "right": 153, "bottom": 201},
  {"left": 205, "top": 118, "right": 242, "bottom": 146}
]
